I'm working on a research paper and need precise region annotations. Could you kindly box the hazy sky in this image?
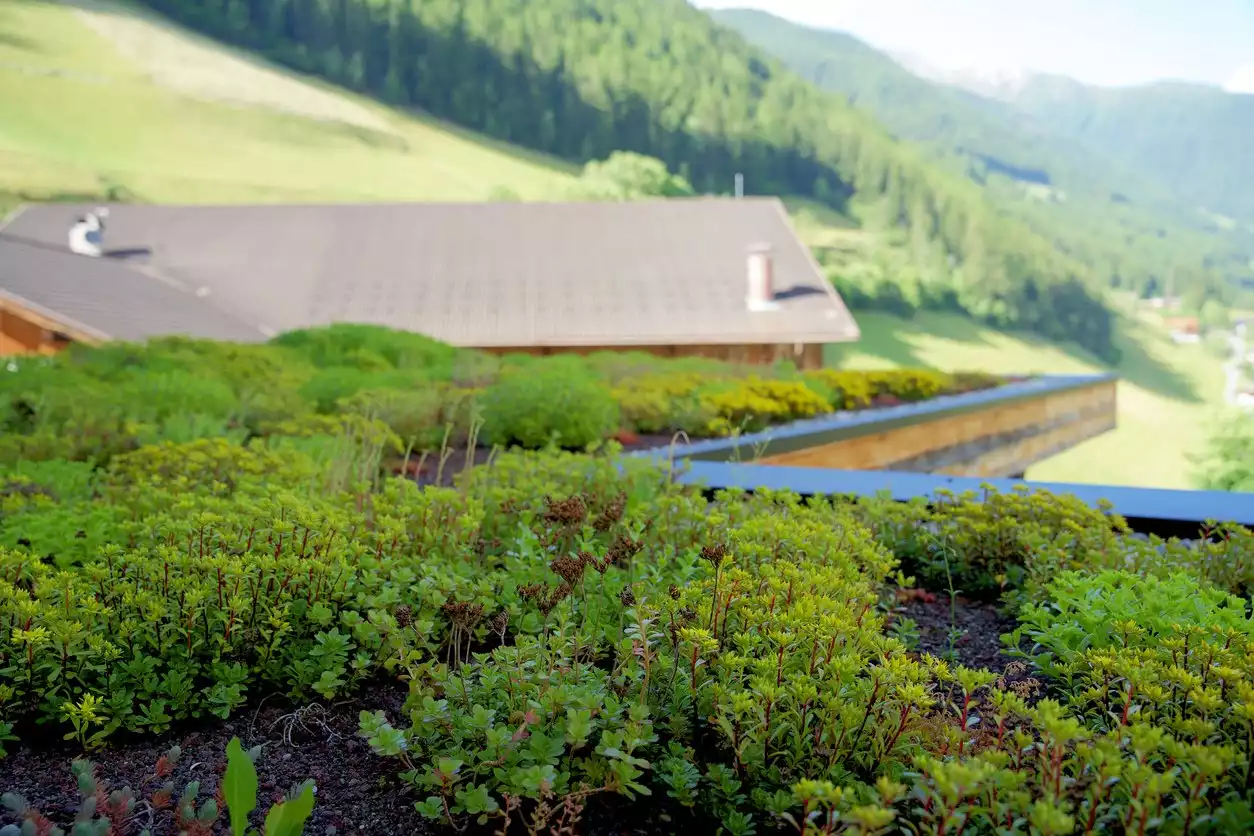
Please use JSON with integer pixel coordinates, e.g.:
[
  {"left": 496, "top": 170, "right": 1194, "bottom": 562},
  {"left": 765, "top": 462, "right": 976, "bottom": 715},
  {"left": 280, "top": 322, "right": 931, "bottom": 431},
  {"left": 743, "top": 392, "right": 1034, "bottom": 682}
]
[{"left": 695, "top": 0, "right": 1254, "bottom": 91}]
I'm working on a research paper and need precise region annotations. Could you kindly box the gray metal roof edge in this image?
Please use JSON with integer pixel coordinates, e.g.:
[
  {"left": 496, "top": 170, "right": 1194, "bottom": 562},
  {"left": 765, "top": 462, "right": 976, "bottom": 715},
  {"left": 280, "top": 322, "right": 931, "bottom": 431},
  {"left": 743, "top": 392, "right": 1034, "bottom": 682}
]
[
  {"left": 662, "top": 460, "right": 1254, "bottom": 528},
  {"left": 0, "top": 204, "right": 27, "bottom": 234},
  {"left": 627, "top": 373, "right": 1117, "bottom": 462},
  {"left": 0, "top": 287, "right": 113, "bottom": 342}
]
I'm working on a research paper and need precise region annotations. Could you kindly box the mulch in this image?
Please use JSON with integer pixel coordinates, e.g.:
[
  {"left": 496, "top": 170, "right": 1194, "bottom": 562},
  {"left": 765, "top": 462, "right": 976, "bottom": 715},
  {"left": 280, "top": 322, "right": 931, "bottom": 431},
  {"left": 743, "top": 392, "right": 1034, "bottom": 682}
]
[
  {"left": 0, "top": 680, "right": 433, "bottom": 836},
  {"left": 896, "top": 594, "right": 1045, "bottom": 705},
  {"left": 899, "top": 594, "right": 1018, "bottom": 673},
  {"left": 0, "top": 677, "right": 705, "bottom": 836}
]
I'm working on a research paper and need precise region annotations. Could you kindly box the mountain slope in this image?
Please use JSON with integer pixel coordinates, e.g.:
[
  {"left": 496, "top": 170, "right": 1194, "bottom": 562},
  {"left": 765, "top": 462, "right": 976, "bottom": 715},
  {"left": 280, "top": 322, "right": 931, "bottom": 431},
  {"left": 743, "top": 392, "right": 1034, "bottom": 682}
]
[
  {"left": 96, "top": 0, "right": 1117, "bottom": 360},
  {"left": 0, "top": 0, "right": 572, "bottom": 208},
  {"left": 709, "top": 7, "right": 1254, "bottom": 302},
  {"left": 1007, "top": 76, "right": 1254, "bottom": 223}
]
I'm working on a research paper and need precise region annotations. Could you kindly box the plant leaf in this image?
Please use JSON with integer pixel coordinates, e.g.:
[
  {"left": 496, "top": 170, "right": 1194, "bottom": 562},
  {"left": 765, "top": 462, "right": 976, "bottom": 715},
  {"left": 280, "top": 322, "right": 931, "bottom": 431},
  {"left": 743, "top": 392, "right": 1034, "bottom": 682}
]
[
  {"left": 223, "top": 737, "right": 258, "bottom": 836},
  {"left": 264, "top": 781, "right": 316, "bottom": 836}
]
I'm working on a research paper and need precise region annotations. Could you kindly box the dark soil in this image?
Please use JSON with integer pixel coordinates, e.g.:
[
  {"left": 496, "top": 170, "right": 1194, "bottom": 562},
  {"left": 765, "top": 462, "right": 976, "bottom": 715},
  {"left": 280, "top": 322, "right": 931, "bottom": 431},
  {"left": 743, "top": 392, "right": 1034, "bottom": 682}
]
[
  {"left": 0, "top": 675, "right": 709, "bottom": 836},
  {"left": 0, "top": 680, "right": 432, "bottom": 836},
  {"left": 899, "top": 594, "right": 1018, "bottom": 673},
  {"left": 896, "top": 594, "right": 1045, "bottom": 702}
]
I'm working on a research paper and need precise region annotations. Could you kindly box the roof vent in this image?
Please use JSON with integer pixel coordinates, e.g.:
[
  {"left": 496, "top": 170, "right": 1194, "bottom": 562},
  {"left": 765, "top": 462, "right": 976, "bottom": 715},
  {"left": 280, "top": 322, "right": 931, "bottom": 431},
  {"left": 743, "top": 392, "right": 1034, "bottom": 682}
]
[
  {"left": 68, "top": 208, "right": 108, "bottom": 257},
  {"left": 746, "top": 243, "right": 778, "bottom": 312}
]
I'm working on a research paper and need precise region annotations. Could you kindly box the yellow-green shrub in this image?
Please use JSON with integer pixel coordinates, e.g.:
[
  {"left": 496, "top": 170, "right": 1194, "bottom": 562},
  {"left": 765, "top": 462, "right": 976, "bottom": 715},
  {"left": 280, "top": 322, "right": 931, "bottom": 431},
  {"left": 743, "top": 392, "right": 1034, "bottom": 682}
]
[
  {"left": 337, "top": 384, "right": 481, "bottom": 451},
  {"left": 805, "top": 369, "right": 987, "bottom": 410},
  {"left": 611, "top": 372, "right": 711, "bottom": 435},
  {"left": 701, "top": 377, "right": 833, "bottom": 434}
]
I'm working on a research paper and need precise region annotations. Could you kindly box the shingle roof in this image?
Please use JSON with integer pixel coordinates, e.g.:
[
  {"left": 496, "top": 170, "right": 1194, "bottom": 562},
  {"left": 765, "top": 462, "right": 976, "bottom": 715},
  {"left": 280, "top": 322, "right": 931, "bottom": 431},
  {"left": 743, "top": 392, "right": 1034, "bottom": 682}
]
[
  {"left": 2, "top": 198, "right": 859, "bottom": 347},
  {"left": 0, "top": 235, "right": 270, "bottom": 344}
]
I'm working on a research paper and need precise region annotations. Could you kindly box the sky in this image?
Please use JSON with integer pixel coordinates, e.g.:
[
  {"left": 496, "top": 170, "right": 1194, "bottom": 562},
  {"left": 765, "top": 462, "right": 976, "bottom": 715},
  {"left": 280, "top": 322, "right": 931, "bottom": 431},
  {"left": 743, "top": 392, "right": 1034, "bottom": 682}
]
[{"left": 694, "top": 0, "right": 1254, "bottom": 91}]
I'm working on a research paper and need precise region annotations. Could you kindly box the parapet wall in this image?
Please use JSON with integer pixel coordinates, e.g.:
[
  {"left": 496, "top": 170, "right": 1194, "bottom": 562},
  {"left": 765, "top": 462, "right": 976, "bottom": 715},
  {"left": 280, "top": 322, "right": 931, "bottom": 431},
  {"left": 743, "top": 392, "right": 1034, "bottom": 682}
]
[{"left": 642, "top": 374, "right": 1118, "bottom": 479}]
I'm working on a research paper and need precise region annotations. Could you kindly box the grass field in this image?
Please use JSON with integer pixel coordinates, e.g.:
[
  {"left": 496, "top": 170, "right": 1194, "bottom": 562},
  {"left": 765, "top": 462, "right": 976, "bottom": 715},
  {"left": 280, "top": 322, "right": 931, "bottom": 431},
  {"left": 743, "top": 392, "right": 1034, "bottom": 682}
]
[
  {"left": 827, "top": 309, "right": 1227, "bottom": 489},
  {"left": 0, "top": 0, "right": 572, "bottom": 205}
]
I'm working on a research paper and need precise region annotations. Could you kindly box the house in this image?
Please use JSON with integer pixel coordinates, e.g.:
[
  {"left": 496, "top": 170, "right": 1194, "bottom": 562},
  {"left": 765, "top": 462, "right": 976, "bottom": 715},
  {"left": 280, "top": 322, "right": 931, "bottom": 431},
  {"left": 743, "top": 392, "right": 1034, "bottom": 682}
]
[
  {"left": 1163, "top": 316, "right": 1201, "bottom": 344},
  {"left": 0, "top": 199, "right": 859, "bottom": 369}
]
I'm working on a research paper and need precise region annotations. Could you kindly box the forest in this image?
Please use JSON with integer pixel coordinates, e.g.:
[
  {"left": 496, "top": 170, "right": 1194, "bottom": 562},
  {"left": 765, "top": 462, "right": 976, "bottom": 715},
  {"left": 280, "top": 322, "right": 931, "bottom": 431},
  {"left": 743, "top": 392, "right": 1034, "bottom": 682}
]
[
  {"left": 134, "top": 0, "right": 1119, "bottom": 361},
  {"left": 712, "top": 8, "right": 1254, "bottom": 317}
]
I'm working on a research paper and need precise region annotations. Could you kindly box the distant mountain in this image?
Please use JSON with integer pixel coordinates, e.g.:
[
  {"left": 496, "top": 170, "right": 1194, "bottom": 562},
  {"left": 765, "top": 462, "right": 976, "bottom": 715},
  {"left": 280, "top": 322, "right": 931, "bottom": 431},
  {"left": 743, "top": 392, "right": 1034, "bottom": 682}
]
[
  {"left": 888, "top": 47, "right": 1254, "bottom": 223},
  {"left": 890, "top": 52, "right": 1037, "bottom": 101},
  {"left": 708, "top": 7, "right": 1254, "bottom": 298},
  {"left": 1002, "top": 77, "right": 1254, "bottom": 222}
]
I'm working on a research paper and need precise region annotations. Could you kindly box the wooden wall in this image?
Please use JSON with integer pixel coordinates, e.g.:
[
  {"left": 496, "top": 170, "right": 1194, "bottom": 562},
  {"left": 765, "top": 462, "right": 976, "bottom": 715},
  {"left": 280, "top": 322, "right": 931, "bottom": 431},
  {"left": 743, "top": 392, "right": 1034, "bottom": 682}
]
[
  {"left": 757, "top": 377, "right": 1117, "bottom": 478},
  {"left": 0, "top": 300, "right": 80, "bottom": 357},
  {"left": 480, "top": 342, "right": 825, "bottom": 370}
]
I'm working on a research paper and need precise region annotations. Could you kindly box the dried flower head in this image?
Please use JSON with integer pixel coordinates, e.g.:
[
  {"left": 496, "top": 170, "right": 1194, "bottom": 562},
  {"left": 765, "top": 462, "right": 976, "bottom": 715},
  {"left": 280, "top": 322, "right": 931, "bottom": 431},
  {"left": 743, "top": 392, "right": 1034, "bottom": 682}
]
[
  {"left": 539, "top": 583, "right": 572, "bottom": 617},
  {"left": 542, "top": 495, "right": 587, "bottom": 527},
  {"left": 551, "top": 555, "right": 587, "bottom": 586},
  {"left": 519, "top": 582, "right": 548, "bottom": 602},
  {"left": 619, "top": 587, "right": 636, "bottom": 607},
  {"left": 394, "top": 604, "right": 413, "bottom": 629},
  {"left": 593, "top": 492, "right": 627, "bottom": 531},
  {"left": 669, "top": 584, "right": 681, "bottom": 600},
  {"left": 700, "top": 543, "right": 729, "bottom": 566},
  {"left": 1011, "top": 678, "right": 1043, "bottom": 699},
  {"left": 606, "top": 533, "right": 643, "bottom": 568},
  {"left": 442, "top": 599, "right": 485, "bottom": 631}
]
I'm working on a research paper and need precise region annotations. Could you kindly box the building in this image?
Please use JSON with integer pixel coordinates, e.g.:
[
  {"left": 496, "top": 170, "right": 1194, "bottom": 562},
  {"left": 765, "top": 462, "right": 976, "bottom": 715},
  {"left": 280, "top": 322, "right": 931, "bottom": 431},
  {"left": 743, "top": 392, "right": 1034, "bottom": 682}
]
[
  {"left": 0, "top": 199, "right": 859, "bottom": 368},
  {"left": 1163, "top": 316, "right": 1201, "bottom": 344}
]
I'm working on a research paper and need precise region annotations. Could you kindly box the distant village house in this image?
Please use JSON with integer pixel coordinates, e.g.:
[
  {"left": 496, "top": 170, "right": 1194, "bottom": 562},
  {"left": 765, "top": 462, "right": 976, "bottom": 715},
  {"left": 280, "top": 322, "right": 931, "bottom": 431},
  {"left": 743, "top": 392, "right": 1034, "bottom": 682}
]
[{"left": 1163, "top": 316, "right": 1201, "bottom": 344}]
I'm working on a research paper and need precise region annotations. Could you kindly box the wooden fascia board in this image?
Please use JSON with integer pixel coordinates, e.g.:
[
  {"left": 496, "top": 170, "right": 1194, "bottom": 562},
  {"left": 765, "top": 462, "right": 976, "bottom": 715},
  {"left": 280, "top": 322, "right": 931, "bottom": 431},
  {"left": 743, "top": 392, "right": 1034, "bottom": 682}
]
[{"left": 0, "top": 291, "right": 109, "bottom": 345}]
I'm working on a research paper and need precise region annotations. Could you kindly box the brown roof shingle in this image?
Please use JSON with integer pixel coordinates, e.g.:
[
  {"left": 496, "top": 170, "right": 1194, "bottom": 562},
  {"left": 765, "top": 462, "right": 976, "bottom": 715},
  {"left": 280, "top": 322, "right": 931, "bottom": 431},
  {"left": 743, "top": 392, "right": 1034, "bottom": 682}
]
[{"left": 3, "top": 198, "right": 859, "bottom": 347}]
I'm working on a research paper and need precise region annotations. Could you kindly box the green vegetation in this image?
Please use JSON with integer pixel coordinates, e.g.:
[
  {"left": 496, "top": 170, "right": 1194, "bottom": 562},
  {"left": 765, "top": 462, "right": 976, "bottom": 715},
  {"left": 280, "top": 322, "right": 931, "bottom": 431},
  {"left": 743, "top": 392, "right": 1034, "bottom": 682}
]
[
  {"left": 826, "top": 309, "right": 1226, "bottom": 489},
  {"left": 711, "top": 8, "right": 1254, "bottom": 314},
  {"left": 0, "top": 329, "right": 1252, "bottom": 834},
  {"left": 1, "top": 0, "right": 1118, "bottom": 359},
  {"left": 1194, "top": 414, "right": 1254, "bottom": 493},
  {"left": 0, "top": 326, "right": 997, "bottom": 480}
]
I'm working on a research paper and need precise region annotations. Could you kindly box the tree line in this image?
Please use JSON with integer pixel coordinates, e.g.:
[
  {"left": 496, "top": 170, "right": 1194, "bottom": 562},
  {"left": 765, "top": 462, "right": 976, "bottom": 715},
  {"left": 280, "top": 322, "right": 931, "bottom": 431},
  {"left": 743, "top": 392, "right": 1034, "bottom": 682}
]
[{"left": 138, "top": 0, "right": 1119, "bottom": 360}]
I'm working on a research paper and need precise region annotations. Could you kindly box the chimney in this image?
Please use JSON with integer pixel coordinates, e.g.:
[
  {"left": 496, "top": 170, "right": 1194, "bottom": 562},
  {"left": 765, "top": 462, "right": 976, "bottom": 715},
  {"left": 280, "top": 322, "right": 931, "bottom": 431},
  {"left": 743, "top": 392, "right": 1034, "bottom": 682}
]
[
  {"left": 68, "top": 209, "right": 107, "bottom": 257},
  {"left": 746, "top": 243, "right": 777, "bottom": 311}
]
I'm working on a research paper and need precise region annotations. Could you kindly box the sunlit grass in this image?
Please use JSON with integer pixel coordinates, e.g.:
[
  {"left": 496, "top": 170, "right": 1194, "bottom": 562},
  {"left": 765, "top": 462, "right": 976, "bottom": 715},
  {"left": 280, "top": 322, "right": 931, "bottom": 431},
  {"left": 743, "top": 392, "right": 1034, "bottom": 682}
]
[{"left": 0, "top": 0, "right": 572, "bottom": 204}]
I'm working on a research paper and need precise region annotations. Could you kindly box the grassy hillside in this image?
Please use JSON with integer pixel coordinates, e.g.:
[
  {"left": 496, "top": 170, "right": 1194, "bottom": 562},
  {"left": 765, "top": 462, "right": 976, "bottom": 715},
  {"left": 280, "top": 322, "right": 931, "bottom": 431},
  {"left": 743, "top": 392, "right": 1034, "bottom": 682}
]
[
  {"left": 120, "top": 0, "right": 1123, "bottom": 360},
  {"left": 0, "top": 0, "right": 572, "bottom": 206},
  {"left": 828, "top": 310, "right": 1225, "bottom": 489},
  {"left": 710, "top": 8, "right": 1254, "bottom": 302}
]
